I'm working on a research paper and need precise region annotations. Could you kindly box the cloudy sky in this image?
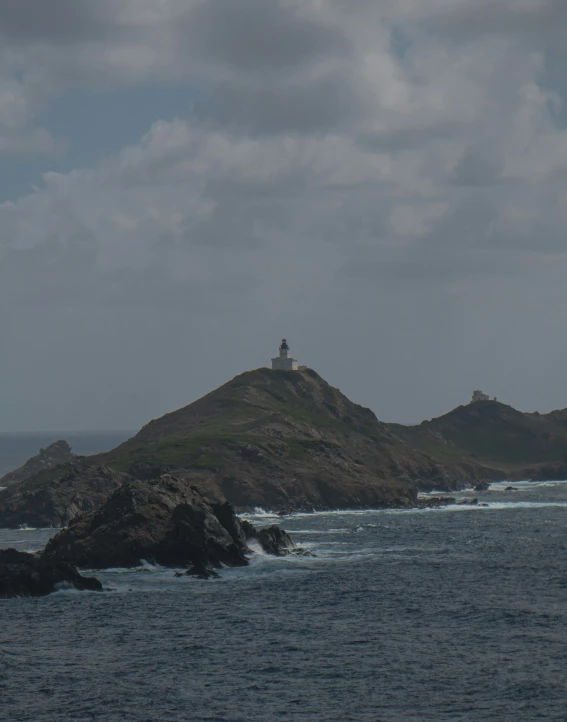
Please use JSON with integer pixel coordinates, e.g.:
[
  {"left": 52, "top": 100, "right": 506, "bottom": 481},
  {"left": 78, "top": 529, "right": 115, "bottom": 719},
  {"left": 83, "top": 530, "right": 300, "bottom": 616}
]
[{"left": 1, "top": 0, "right": 567, "bottom": 431}]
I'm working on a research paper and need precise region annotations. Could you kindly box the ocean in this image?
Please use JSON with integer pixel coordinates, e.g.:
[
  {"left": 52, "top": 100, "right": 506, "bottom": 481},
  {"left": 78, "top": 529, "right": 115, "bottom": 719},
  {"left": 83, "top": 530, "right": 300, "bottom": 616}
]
[{"left": 1, "top": 481, "right": 566, "bottom": 721}]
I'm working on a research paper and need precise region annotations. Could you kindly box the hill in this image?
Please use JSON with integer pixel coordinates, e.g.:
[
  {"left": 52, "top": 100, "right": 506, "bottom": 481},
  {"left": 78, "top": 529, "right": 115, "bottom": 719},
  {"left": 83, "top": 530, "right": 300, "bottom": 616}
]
[
  {"left": 88, "top": 368, "right": 482, "bottom": 509},
  {"left": 0, "top": 368, "right": 492, "bottom": 527},
  {"left": 389, "top": 399, "right": 567, "bottom": 479}
]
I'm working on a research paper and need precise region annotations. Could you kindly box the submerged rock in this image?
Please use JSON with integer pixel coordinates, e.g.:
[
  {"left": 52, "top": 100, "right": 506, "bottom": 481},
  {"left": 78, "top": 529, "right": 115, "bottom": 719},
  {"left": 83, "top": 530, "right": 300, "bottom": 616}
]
[
  {"left": 43, "top": 475, "right": 295, "bottom": 573},
  {"left": 0, "top": 548, "right": 102, "bottom": 598},
  {"left": 415, "top": 496, "right": 456, "bottom": 508}
]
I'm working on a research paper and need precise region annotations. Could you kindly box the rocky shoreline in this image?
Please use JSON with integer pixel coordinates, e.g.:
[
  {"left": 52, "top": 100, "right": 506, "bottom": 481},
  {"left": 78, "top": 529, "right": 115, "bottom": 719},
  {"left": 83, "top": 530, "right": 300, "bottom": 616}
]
[
  {"left": 0, "top": 549, "right": 102, "bottom": 598},
  {"left": 0, "top": 475, "right": 299, "bottom": 598},
  {"left": 236, "top": 492, "right": 484, "bottom": 517}
]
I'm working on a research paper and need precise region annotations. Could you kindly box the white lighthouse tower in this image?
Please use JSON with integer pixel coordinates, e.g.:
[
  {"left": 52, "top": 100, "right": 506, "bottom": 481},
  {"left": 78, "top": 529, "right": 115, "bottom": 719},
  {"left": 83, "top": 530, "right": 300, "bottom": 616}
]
[{"left": 271, "top": 339, "right": 299, "bottom": 371}]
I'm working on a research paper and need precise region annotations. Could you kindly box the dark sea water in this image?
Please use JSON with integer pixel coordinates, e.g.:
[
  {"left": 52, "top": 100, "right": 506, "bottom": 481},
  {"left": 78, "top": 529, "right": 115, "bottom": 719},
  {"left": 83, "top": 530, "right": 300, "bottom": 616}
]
[{"left": 1, "top": 481, "right": 566, "bottom": 721}]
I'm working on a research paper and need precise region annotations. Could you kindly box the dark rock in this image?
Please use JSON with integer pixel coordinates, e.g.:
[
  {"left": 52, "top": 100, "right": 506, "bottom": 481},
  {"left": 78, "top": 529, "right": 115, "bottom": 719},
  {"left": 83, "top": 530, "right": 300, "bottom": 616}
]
[
  {"left": 0, "top": 548, "right": 102, "bottom": 598},
  {"left": 0, "top": 462, "right": 131, "bottom": 528},
  {"left": 474, "top": 481, "right": 490, "bottom": 491},
  {"left": 184, "top": 563, "right": 220, "bottom": 579},
  {"left": 213, "top": 500, "right": 248, "bottom": 547},
  {"left": 505, "top": 486, "right": 519, "bottom": 491},
  {"left": 43, "top": 476, "right": 248, "bottom": 570},
  {"left": 127, "top": 460, "right": 172, "bottom": 480},
  {"left": 240, "top": 445, "right": 264, "bottom": 462},
  {"left": 241, "top": 521, "right": 295, "bottom": 555},
  {"left": 258, "top": 525, "right": 295, "bottom": 555},
  {"left": 44, "top": 476, "right": 297, "bottom": 573},
  {"left": 415, "top": 496, "right": 456, "bottom": 508},
  {"left": 457, "top": 498, "right": 478, "bottom": 505}
]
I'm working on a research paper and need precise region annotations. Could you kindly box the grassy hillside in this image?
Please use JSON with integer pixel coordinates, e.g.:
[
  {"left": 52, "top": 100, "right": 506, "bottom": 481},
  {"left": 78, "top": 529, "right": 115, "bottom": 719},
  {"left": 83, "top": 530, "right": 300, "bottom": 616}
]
[
  {"left": 390, "top": 400, "right": 567, "bottom": 476},
  {"left": 89, "top": 367, "right": 476, "bottom": 508}
]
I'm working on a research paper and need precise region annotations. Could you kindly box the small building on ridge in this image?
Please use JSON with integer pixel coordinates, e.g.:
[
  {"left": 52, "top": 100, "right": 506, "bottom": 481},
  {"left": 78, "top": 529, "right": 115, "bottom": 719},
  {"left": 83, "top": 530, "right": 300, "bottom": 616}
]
[{"left": 271, "top": 339, "right": 299, "bottom": 371}]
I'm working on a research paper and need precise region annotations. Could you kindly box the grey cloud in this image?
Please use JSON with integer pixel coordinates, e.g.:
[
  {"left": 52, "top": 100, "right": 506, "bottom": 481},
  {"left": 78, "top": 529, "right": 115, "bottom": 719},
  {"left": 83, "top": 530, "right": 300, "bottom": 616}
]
[
  {"left": 195, "top": 75, "right": 357, "bottom": 135},
  {"left": 357, "top": 121, "right": 464, "bottom": 152},
  {"left": 451, "top": 143, "right": 503, "bottom": 187},
  {"left": 423, "top": 0, "right": 567, "bottom": 45},
  {"left": 0, "top": 0, "right": 117, "bottom": 43},
  {"left": 183, "top": 0, "right": 350, "bottom": 73},
  {"left": 341, "top": 246, "right": 516, "bottom": 284}
]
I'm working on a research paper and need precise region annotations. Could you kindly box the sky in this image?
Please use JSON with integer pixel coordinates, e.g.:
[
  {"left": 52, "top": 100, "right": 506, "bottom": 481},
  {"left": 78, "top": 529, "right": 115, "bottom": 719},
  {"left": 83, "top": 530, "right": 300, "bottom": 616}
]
[{"left": 2, "top": 0, "right": 567, "bottom": 431}]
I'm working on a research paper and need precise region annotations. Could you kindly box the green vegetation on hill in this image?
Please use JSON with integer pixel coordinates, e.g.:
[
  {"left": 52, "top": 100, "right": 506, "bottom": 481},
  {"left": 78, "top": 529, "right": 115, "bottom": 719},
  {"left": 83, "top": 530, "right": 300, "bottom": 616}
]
[
  {"left": 87, "top": 367, "right": 469, "bottom": 509},
  {"left": 11, "top": 368, "right": 567, "bottom": 524},
  {"left": 390, "top": 400, "right": 567, "bottom": 476}
]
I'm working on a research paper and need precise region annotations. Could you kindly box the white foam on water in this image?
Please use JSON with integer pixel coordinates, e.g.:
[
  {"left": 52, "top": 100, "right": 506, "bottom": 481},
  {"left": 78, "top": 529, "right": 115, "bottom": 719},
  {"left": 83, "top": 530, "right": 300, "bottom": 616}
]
[
  {"left": 477, "top": 501, "right": 567, "bottom": 510},
  {"left": 489, "top": 479, "right": 567, "bottom": 490},
  {"left": 241, "top": 508, "right": 279, "bottom": 520},
  {"left": 246, "top": 539, "right": 266, "bottom": 556},
  {"left": 281, "top": 528, "right": 352, "bottom": 534},
  {"left": 140, "top": 559, "right": 164, "bottom": 571}
]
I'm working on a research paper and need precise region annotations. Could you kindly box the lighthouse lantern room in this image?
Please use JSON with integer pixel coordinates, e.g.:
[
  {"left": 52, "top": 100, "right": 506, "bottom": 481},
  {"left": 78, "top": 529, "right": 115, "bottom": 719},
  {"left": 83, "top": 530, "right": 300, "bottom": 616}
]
[{"left": 271, "top": 339, "right": 299, "bottom": 371}]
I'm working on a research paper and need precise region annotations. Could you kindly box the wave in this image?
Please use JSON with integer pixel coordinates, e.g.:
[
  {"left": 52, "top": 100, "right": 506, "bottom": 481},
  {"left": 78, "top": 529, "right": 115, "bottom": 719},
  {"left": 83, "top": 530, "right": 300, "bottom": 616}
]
[
  {"left": 240, "top": 508, "right": 280, "bottom": 520},
  {"left": 489, "top": 479, "right": 567, "bottom": 489}
]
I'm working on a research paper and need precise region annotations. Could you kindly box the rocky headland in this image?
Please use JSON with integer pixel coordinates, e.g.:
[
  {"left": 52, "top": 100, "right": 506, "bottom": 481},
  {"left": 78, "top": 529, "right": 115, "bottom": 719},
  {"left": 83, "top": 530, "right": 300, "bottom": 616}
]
[
  {"left": 87, "top": 368, "right": 484, "bottom": 509},
  {"left": 0, "top": 440, "right": 75, "bottom": 487},
  {"left": 5, "top": 368, "right": 567, "bottom": 530},
  {"left": 0, "top": 368, "right": 497, "bottom": 528}
]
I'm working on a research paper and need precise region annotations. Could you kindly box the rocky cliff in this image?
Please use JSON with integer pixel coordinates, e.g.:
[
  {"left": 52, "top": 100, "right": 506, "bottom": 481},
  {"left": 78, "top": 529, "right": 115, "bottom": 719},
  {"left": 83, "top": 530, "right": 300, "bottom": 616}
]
[
  {"left": 0, "top": 440, "right": 75, "bottom": 487},
  {"left": 0, "top": 462, "right": 130, "bottom": 528}
]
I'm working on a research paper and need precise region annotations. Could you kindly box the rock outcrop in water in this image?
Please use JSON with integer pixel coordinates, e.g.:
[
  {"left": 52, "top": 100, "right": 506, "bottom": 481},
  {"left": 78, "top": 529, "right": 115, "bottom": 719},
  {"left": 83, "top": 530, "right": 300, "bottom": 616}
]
[
  {"left": 0, "top": 440, "right": 75, "bottom": 488},
  {"left": 0, "top": 548, "right": 102, "bottom": 598},
  {"left": 0, "top": 462, "right": 131, "bottom": 528},
  {"left": 43, "top": 475, "right": 295, "bottom": 574}
]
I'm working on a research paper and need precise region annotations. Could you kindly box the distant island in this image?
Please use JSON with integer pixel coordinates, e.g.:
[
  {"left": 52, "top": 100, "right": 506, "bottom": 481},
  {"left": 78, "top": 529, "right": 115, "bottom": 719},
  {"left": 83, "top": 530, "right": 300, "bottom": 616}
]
[{"left": 2, "top": 340, "right": 567, "bottom": 528}]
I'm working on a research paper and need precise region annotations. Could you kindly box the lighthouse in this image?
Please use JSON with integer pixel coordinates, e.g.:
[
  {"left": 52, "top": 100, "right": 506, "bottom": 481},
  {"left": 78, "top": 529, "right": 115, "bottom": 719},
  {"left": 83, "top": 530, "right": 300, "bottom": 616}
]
[{"left": 271, "top": 339, "right": 299, "bottom": 371}]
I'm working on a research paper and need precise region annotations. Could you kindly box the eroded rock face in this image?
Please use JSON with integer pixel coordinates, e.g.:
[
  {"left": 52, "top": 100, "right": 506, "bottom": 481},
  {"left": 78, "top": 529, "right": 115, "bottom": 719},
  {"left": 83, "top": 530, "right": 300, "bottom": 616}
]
[
  {"left": 0, "top": 462, "right": 131, "bottom": 529},
  {"left": 0, "top": 548, "right": 102, "bottom": 598},
  {"left": 43, "top": 476, "right": 295, "bottom": 572}
]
